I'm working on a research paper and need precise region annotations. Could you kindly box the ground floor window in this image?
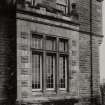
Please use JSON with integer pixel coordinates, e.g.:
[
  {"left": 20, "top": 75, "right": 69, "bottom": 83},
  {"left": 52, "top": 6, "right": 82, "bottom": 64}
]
[{"left": 32, "top": 34, "right": 69, "bottom": 91}]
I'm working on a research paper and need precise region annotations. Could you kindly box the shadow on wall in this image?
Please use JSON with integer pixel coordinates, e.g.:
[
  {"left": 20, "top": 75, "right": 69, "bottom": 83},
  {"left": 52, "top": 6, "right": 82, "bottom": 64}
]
[
  {"left": 0, "top": 95, "right": 102, "bottom": 105},
  {"left": 43, "top": 95, "right": 102, "bottom": 105}
]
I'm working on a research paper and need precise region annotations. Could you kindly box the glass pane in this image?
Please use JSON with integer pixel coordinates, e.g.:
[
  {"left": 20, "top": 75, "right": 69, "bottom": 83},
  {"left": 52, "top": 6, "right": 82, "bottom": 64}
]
[
  {"left": 32, "top": 36, "right": 43, "bottom": 49},
  {"left": 32, "top": 54, "right": 42, "bottom": 89},
  {"left": 59, "top": 56, "right": 67, "bottom": 89},
  {"left": 46, "top": 55, "right": 55, "bottom": 89},
  {"left": 46, "top": 38, "right": 56, "bottom": 51},
  {"left": 59, "top": 39, "right": 68, "bottom": 52}
]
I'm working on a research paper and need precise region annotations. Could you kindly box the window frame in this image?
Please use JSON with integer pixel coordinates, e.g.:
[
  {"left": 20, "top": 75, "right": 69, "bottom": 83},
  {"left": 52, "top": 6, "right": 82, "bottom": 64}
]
[
  {"left": 58, "top": 38, "right": 69, "bottom": 90},
  {"left": 31, "top": 33, "right": 69, "bottom": 92},
  {"left": 45, "top": 36, "right": 57, "bottom": 90}
]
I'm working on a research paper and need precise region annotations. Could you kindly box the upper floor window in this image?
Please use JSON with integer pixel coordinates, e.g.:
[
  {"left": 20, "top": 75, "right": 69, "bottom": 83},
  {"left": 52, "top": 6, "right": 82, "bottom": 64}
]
[
  {"left": 17, "top": 0, "right": 79, "bottom": 17},
  {"left": 17, "top": 0, "right": 69, "bottom": 15},
  {"left": 56, "top": 0, "right": 68, "bottom": 15}
]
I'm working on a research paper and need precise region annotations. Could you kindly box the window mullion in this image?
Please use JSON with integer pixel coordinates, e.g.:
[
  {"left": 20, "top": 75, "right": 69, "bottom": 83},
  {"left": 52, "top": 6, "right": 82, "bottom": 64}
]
[
  {"left": 40, "top": 54, "right": 43, "bottom": 90},
  {"left": 53, "top": 56, "right": 55, "bottom": 90},
  {"left": 56, "top": 37, "right": 59, "bottom": 93},
  {"left": 67, "top": 55, "right": 69, "bottom": 92},
  {"left": 43, "top": 35, "right": 46, "bottom": 92},
  {"left": 67, "top": 39, "right": 70, "bottom": 92},
  {"left": 65, "top": 57, "right": 67, "bottom": 90}
]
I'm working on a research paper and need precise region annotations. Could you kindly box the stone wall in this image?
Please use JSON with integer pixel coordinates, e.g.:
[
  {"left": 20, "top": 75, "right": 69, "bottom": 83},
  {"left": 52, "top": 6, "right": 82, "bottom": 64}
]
[
  {"left": 77, "top": 0, "right": 102, "bottom": 35},
  {"left": 78, "top": 32, "right": 102, "bottom": 105},
  {"left": 0, "top": 0, "right": 103, "bottom": 104},
  {"left": 16, "top": 12, "right": 80, "bottom": 104}
]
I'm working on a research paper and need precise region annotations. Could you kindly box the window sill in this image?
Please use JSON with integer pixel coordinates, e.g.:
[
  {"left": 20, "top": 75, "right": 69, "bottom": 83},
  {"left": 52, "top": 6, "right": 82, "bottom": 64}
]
[
  {"left": 46, "top": 88, "right": 55, "bottom": 91},
  {"left": 32, "top": 89, "right": 42, "bottom": 92}
]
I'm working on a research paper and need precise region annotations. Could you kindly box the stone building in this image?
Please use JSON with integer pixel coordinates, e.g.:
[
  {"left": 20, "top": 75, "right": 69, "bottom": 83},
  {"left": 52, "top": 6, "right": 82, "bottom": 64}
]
[
  {"left": 100, "top": 82, "right": 105, "bottom": 105},
  {"left": 0, "top": 0, "right": 103, "bottom": 105}
]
